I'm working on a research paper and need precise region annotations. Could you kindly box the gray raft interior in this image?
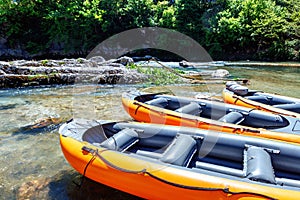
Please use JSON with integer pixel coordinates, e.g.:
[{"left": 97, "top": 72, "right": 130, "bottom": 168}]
[{"left": 133, "top": 92, "right": 300, "bottom": 133}]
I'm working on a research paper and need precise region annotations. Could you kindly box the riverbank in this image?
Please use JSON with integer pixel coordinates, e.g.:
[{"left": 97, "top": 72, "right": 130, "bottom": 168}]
[
  {"left": 1, "top": 56, "right": 299, "bottom": 88},
  {"left": 0, "top": 56, "right": 234, "bottom": 88},
  {"left": 179, "top": 61, "right": 300, "bottom": 68}
]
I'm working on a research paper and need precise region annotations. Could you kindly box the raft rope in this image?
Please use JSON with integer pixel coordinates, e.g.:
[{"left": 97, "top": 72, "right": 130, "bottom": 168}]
[
  {"left": 79, "top": 145, "right": 276, "bottom": 200},
  {"left": 233, "top": 94, "right": 265, "bottom": 109},
  {"left": 232, "top": 95, "right": 298, "bottom": 118},
  {"left": 133, "top": 103, "right": 142, "bottom": 115},
  {"left": 75, "top": 151, "right": 97, "bottom": 188}
]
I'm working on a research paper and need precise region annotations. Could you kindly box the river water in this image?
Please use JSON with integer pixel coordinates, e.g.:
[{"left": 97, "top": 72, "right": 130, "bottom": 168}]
[{"left": 0, "top": 64, "right": 299, "bottom": 199}]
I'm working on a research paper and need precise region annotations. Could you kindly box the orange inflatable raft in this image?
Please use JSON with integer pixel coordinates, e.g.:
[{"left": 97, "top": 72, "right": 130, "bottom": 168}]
[
  {"left": 122, "top": 91, "right": 300, "bottom": 144},
  {"left": 223, "top": 81, "right": 300, "bottom": 118},
  {"left": 59, "top": 119, "right": 300, "bottom": 200}
]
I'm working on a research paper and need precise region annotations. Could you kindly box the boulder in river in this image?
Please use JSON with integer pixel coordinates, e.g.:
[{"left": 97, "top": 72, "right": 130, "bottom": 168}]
[{"left": 211, "top": 69, "right": 230, "bottom": 78}]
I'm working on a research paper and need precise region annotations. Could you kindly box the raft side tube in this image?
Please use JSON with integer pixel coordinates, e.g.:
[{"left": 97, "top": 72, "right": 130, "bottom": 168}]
[
  {"left": 136, "top": 150, "right": 162, "bottom": 159},
  {"left": 242, "top": 110, "right": 289, "bottom": 128},
  {"left": 274, "top": 103, "right": 300, "bottom": 113},
  {"left": 247, "top": 94, "right": 295, "bottom": 105}
]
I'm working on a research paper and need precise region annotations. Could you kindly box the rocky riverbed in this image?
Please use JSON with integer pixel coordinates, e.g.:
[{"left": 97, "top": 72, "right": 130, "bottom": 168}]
[{"left": 0, "top": 56, "right": 148, "bottom": 88}]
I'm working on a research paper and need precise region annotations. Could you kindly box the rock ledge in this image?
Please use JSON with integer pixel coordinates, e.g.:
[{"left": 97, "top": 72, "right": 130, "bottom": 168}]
[{"left": 0, "top": 56, "right": 147, "bottom": 88}]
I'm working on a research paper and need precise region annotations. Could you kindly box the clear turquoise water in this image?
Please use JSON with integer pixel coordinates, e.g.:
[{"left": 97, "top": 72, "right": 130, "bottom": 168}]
[
  {"left": 0, "top": 65, "right": 299, "bottom": 199},
  {"left": 222, "top": 65, "right": 300, "bottom": 97}
]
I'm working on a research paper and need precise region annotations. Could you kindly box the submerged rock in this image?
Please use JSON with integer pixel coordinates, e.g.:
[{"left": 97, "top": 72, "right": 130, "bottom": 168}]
[
  {"left": 13, "top": 117, "right": 63, "bottom": 135},
  {"left": 17, "top": 178, "right": 51, "bottom": 200}
]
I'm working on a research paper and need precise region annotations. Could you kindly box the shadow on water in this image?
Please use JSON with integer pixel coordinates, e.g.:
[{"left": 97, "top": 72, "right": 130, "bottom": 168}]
[
  {"left": 12, "top": 124, "right": 62, "bottom": 136},
  {"left": 47, "top": 170, "right": 142, "bottom": 200},
  {"left": 16, "top": 168, "right": 142, "bottom": 200},
  {"left": 0, "top": 103, "right": 18, "bottom": 110},
  {"left": 11, "top": 116, "right": 65, "bottom": 136}
]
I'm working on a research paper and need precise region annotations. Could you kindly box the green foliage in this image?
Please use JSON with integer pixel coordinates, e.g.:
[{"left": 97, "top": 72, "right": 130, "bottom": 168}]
[
  {"left": 118, "top": 0, "right": 154, "bottom": 28},
  {"left": 0, "top": 0, "right": 47, "bottom": 52},
  {"left": 44, "top": 0, "right": 103, "bottom": 52},
  {"left": 151, "top": 1, "right": 176, "bottom": 28},
  {"left": 127, "top": 63, "right": 182, "bottom": 85},
  {"left": 0, "top": 0, "right": 299, "bottom": 61},
  {"left": 207, "top": 0, "right": 299, "bottom": 60},
  {"left": 41, "top": 60, "right": 49, "bottom": 66},
  {"left": 28, "top": 74, "right": 48, "bottom": 81},
  {"left": 175, "top": 0, "right": 213, "bottom": 43}
]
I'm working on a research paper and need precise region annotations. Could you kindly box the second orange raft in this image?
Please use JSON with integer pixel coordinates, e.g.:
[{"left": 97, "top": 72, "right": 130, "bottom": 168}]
[
  {"left": 222, "top": 81, "right": 300, "bottom": 118},
  {"left": 122, "top": 91, "right": 300, "bottom": 144}
]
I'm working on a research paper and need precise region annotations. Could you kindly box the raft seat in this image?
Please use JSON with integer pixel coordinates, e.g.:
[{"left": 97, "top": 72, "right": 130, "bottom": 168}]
[
  {"left": 83, "top": 125, "right": 108, "bottom": 144},
  {"left": 244, "top": 146, "right": 276, "bottom": 184},
  {"left": 218, "top": 111, "right": 244, "bottom": 124},
  {"left": 226, "top": 82, "right": 249, "bottom": 96},
  {"left": 136, "top": 134, "right": 197, "bottom": 167},
  {"left": 144, "top": 97, "right": 168, "bottom": 108},
  {"left": 174, "top": 102, "right": 202, "bottom": 116},
  {"left": 100, "top": 128, "right": 139, "bottom": 152},
  {"left": 159, "top": 134, "right": 197, "bottom": 167}
]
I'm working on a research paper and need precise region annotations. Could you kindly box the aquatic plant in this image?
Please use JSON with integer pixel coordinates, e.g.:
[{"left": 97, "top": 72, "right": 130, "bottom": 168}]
[{"left": 127, "top": 63, "right": 183, "bottom": 85}]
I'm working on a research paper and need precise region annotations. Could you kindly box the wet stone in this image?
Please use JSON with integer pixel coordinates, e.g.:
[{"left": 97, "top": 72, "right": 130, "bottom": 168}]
[
  {"left": 17, "top": 178, "right": 51, "bottom": 200},
  {"left": 211, "top": 69, "right": 230, "bottom": 78}
]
